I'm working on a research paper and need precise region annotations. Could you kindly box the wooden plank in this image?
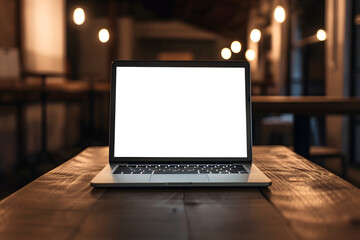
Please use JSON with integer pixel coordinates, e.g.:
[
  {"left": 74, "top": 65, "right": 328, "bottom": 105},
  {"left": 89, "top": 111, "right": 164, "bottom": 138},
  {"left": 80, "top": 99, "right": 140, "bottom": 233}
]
[
  {"left": 0, "top": 146, "right": 296, "bottom": 240},
  {"left": 74, "top": 187, "right": 296, "bottom": 240},
  {"left": 70, "top": 150, "right": 295, "bottom": 240},
  {"left": 184, "top": 188, "right": 297, "bottom": 240},
  {"left": 74, "top": 189, "right": 187, "bottom": 240},
  {"left": 1, "top": 146, "right": 360, "bottom": 240},
  {"left": 0, "top": 147, "right": 107, "bottom": 240},
  {"left": 254, "top": 146, "right": 360, "bottom": 240}
]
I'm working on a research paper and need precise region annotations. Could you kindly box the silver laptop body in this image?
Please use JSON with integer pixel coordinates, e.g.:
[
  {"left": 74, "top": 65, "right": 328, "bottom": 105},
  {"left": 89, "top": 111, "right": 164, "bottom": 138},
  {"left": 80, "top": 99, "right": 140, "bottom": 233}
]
[{"left": 91, "top": 61, "right": 271, "bottom": 187}]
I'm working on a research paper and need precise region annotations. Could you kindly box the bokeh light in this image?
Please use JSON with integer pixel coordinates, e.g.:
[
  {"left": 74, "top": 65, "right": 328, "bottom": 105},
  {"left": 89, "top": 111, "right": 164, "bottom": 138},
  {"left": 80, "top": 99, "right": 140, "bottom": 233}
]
[
  {"left": 231, "top": 41, "right": 242, "bottom": 53},
  {"left": 245, "top": 49, "right": 256, "bottom": 61},
  {"left": 99, "top": 29, "right": 110, "bottom": 43},
  {"left": 73, "top": 8, "right": 85, "bottom": 25},
  {"left": 250, "top": 29, "right": 261, "bottom": 43},
  {"left": 221, "top": 48, "right": 232, "bottom": 60}
]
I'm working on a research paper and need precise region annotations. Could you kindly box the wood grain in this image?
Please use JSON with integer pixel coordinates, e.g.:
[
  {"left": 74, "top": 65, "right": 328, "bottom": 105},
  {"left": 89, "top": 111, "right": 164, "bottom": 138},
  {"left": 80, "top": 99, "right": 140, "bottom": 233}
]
[
  {"left": 184, "top": 188, "right": 296, "bottom": 240},
  {"left": 254, "top": 146, "right": 360, "bottom": 240},
  {"left": 0, "top": 146, "right": 359, "bottom": 240}
]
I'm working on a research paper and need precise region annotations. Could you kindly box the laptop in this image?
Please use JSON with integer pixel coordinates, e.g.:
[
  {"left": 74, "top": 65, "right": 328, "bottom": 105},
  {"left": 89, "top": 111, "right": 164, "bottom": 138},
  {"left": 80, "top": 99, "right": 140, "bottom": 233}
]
[{"left": 91, "top": 60, "right": 271, "bottom": 187}]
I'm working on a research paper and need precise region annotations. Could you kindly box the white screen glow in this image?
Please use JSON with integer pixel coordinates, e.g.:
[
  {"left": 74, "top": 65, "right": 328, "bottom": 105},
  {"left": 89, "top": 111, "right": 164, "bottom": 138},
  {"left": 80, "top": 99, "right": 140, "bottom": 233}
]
[{"left": 114, "top": 67, "right": 248, "bottom": 158}]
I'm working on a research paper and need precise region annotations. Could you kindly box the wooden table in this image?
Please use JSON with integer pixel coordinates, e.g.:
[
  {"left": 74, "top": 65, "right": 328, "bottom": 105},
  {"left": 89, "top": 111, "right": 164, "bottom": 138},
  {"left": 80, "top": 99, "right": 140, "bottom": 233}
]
[
  {"left": 252, "top": 96, "right": 360, "bottom": 159},
  {"left": 252, "top": 96, "right": 360, "bottom": 114},
  {"left": 0, "top": 81, "right": 110, "bottom": 103},
  {"left": 0, "top": 81, "right": 110, "bottom": 167},
  {"left": 0, "top": 146, "right": 359, "bottom": 240},
  {"left": 3, "top": 83, "right": 359, "bottom": 163}
]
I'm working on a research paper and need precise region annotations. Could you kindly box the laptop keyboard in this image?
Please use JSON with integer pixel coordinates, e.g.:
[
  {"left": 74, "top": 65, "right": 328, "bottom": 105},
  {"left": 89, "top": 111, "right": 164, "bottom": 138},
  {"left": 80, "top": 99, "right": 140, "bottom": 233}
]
[{"left": 113, "top": 164, "right": 248, "bottom": 174}]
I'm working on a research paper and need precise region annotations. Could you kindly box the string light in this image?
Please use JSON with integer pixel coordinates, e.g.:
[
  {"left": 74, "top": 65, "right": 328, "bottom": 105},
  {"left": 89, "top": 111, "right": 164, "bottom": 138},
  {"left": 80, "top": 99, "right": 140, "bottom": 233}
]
[
  {"left": 250, "top": 29, "right": 261, "bottom": 43},
  {"left": 221, "top": 48, "right": 232, "bottom": 60},
  {"left": 274, "top": 6, "right": 286, "bottom": 23},
  {"left": 98, "top": 29, "right": 110, "bottom": 43},
  {"left": 316, "top": 29, "right": 326, "bottom": 41},
  {"left": 245, "top": 49, "right": 256, "bottom": 61},
  {"left": 73, "top": 8, "right": 85, "bottom": 25},
  {"left": 231, "top": 41, "right": 242, "bottom": 53}
]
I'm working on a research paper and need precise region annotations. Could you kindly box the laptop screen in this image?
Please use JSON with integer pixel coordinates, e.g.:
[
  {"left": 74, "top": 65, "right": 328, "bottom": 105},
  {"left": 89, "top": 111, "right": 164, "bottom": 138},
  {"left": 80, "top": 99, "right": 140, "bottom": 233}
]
[{"left": 114, "top": 66, "right": 248, "bottom": 158}]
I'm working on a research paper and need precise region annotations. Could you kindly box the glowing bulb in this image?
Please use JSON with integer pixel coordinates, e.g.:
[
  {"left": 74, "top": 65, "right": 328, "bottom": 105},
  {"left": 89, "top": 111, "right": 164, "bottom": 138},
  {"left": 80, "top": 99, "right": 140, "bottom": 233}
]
[
  {"left": 73, "top": 8, "right": 85, "bottom": 25},
  {"left": 245, "top": 49, "right": 256, "bottom": 61},
  {"left": 316, "top": 29, "right": 326, "bottom": 41},
  {"left": 231, "top": 41, "right": 242, "bottom": 53},
  {"left": 274, "top": 6, "right": 286, "bottom": 23},
  {"left": 221, "top": 48, "right": 232, "bottom": 60},
  {"left": 250, "top": 29, "right": 261, "bottom": 43},
  {"left": 98, "top": 29, "right": 110, "bottom": 43}
]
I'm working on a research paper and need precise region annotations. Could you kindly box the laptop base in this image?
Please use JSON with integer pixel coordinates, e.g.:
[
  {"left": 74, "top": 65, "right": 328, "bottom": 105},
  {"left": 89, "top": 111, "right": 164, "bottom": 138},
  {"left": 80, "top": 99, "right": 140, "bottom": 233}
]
[{"left": 91, "top": 163, "right": 271, "bottom": 187}]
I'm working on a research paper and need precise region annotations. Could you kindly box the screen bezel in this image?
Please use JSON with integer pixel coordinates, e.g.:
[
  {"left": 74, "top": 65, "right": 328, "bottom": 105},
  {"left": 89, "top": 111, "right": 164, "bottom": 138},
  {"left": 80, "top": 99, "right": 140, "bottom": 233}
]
[{"left": 109, "top": 60, "right": 252, "bottom": 163}]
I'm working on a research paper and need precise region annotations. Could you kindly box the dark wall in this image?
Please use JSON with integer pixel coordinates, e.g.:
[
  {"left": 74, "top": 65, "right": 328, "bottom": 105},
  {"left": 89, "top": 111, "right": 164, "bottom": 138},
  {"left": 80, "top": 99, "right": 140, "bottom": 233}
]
[
  {"left": 135, "top": 39, "right": 218, "bottom": 60},
  {"left": 0, "top": 0, "right": 17, "bottom": 47}
]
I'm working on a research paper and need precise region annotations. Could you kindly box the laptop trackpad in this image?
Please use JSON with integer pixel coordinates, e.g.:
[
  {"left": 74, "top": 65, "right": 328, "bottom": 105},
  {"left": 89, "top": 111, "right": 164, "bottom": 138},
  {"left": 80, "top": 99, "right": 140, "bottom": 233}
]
[{"left": 150, "top": 174, "right": 210, "bottom": 183}]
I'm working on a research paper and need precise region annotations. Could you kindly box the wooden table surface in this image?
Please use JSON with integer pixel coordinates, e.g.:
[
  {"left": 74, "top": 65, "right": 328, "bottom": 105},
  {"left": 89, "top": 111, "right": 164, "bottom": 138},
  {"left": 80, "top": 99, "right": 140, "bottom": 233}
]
[
  {"left": 2, "top": 82, "right": 360, "bottom": 113},
  {"left": 252, "top": 96, "right": 360, "bottom": 159},
  {"left": 0, "top": 81, "right": 110, "bottom": 104},
  {"left": 252, "top": 96, "right": 360, "bottom": 114},
  {"left": 0, "top": 146, "right": 359, "bottom": 240}
]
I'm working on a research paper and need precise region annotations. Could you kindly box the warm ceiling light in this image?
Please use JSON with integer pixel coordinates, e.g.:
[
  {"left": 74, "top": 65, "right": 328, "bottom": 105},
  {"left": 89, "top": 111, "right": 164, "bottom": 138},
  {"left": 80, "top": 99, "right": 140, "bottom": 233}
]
[
  {"left": 231, "top": 41, "right": 242, "bottom": 53},
  {"left": 316, "top": 29, "right": 326, "bottom": 41},
  {"left": 250, "top": 29, "right": 261, "bottom": 43},
  {"left": 221, "top": 48, "right": 232, "bottom": 60},
  {"left": 98, "top": 28, "right": 110, "bottom": 43},
  {"left": 245, "top": 49, "right": 256, "bottom": 61},
  {"left": 274, "top": 5, "right": 286, "bottom": 23},
  {"left": 73, "top": 8, "right": 85, "bottom": 25}
]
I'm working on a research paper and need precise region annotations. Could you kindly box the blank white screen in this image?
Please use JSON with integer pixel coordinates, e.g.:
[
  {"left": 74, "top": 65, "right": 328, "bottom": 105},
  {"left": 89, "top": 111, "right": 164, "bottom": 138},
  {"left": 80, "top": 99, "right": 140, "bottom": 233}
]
[{"left": 114, "top": 67, "right": 247, "bottom": 157}]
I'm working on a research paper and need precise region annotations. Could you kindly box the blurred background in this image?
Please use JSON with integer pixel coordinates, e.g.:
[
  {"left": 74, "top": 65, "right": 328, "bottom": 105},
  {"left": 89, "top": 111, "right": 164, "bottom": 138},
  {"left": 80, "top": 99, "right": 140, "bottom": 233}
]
[{"left": 0, "top": 0, "right": 360, "bottom": 198}]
